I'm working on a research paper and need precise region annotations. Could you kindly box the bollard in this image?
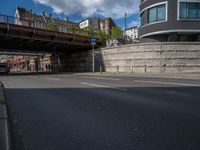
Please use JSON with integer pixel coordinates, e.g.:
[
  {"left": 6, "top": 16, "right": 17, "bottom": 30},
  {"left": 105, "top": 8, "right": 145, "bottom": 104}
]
[
  {"left": 116, "top": 66, "right": 119, "bottom": 75},
  {"left": 144, "top": 65, "right": 147, "bottom": 73},
  {"left": 131, "top": 66, "right": 134, "bottom": 73},
  {"left": 100, "top": 66, "right": 102, "bottom": 75}
]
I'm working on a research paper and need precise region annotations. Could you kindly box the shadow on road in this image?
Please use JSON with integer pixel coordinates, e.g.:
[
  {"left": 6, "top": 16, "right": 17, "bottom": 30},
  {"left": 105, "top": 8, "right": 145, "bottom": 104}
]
[{"left": 4, "top": 86, "right": 200, "bottom": 150}]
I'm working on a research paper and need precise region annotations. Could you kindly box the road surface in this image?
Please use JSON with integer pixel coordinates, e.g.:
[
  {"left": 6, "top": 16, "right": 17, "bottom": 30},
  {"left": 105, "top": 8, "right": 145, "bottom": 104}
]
[{"left": 0, "top": 74, "right": 200, "bottom": 150}]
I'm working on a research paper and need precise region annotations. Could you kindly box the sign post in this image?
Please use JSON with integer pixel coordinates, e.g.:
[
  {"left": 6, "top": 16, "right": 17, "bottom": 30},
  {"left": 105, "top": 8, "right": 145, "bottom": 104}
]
[{"left": 90, "top": 38, "right": 96, "bottom": 73}]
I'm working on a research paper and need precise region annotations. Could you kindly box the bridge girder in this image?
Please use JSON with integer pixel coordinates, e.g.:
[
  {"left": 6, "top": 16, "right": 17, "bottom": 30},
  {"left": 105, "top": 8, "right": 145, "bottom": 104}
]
[{"left": 0, "top": 23, "right": 101, "bottom": 53}]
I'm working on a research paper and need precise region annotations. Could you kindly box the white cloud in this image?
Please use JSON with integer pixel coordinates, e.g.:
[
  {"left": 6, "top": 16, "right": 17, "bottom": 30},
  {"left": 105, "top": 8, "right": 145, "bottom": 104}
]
[
  {"left": 33, "top": 0, "right": 140, "bottom": 19},
  {"left": 128, "top": 20, "right": 140, "bottom": 28}
]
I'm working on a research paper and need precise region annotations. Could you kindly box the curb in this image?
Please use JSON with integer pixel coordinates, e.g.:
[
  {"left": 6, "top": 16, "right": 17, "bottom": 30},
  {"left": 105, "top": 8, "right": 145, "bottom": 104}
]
[
  {"left": 0, "top": 81, "right": 12, "bottom": 150},
  {"left": 73, "top": 72, "right": 200, "bottom": 80}
]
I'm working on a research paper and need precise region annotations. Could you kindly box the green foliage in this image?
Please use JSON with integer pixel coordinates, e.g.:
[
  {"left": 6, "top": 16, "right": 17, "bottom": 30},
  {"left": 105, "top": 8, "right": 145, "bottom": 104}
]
[
  {"left": 111, "top": 26, "right": 123, "bottom": 39},
  {"left": 82, "top": 27, "right": 98, "bottom": 38},
  {"left": 69, "top": 25, "right": 81, "bottom": 34},
  {"left": 46, "top": 24, "right": 59, "bottom": 31},
  {"left": 97, "top": 30, "right": 110, "bottom": 45},
  {"left": 81, "top": 27, "right": 111, "bottom": 46}
]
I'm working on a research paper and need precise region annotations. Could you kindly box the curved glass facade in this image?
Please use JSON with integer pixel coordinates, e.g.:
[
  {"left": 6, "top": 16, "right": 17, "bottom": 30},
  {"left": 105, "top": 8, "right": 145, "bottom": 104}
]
[
  {"left": 148, "top": 4, "right": 166, "bottom": 23},
  {"left": 140, "top": 0, "right": 200, "bottom": 42},
  {"left": 179, "top": 2, "right": 200, "bottom": 20}
]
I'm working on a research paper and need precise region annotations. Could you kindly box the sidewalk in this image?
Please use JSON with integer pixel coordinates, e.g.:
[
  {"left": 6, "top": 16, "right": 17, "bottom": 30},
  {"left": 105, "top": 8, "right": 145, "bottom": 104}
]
[
  {"left": 74, "top": 72, "right": 200, "bottom": 80},
  {"left": 0, "top": 82, "right": 11, "bottom": 150}
]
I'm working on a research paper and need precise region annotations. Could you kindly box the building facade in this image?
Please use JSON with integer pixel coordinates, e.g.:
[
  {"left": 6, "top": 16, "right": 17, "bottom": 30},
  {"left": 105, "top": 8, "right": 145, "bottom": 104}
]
[
  {"left": 79, "top": 18, "right": 117, "bottom": 34},
  {"left": 100, "top": 18, "right": 116, "bottom": 34},
  {"left": 15, "top": 7, "right": 78, "bottom": 33},
  {"left": 124, "top": 26, "right": 139, "bottom": 41},
  {"left": 140, "top": 0, "right": 200, "bottom": 42},
  {"left": 79, "top": 19, "right": 99, "bottom": 29}
]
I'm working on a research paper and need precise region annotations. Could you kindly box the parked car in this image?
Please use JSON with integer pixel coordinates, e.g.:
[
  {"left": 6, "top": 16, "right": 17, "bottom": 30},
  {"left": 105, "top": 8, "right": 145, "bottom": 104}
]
[{"left": 0, "top": 63, "right": 10, "bottom": 74}]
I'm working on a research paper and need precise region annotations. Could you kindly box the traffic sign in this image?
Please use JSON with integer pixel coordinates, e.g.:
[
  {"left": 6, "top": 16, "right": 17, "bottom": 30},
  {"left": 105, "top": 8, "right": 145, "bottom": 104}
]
[{"left": 90, "top": 38, "right": 96, "bottom": 45}]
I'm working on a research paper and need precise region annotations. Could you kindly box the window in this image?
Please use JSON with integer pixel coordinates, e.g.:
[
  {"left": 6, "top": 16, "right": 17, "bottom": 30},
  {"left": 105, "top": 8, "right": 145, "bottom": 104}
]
[
  {"left": 179, "top": 2, "right": 200, "bottom": 19},
  {"left": 141, "top": 12, "right": 145, "bottom": 26},
  {"left": 148, "top": 4, "right": 166, "bottom": 23},
  {"left": 149, "top": 7, "right": 157, "bottom": 23},
  {"left": 157, "top": 5, "right": 166, "bottom": 21}
]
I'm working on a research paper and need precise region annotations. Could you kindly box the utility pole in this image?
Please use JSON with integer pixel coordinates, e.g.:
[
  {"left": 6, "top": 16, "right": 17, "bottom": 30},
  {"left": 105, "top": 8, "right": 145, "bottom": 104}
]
[{"left": 125, "top": 12, "right": 127, "bottom": 31}]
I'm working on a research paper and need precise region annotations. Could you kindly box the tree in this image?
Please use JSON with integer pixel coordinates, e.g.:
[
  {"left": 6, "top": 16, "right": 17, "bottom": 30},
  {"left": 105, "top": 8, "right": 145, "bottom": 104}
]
[
  {"left": 111, "top": 26, "right": 123, "bottom": 39},
  {"left": 97, "top": 30, "right": 110, "bottom": 46},
  {"left": 82, "top": 27, "right": 97, "bottom": 38},
  {"left": 69, "top": 25, "right": 80, "bottom": 34}
]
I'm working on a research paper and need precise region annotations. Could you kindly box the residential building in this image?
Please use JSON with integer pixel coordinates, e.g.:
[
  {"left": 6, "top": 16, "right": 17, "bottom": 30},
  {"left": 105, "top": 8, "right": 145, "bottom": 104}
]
[
  {"left": 100, "top": 18, "right": 117, "bottom": 34},
  {"left": 79, "top": 18, "right": 99, "bottom": 29},
  {"left": 124, "top": 26, "right": 139, "bottom": 41},
  {"left": 15, "top": 6, "right": 78, "bottom": 32},
  {"left": 139, "top": 0, "right": 200, "bottom": 42},
  {"left": 79, "top": 17, "right": 117, "bottom": 34}
]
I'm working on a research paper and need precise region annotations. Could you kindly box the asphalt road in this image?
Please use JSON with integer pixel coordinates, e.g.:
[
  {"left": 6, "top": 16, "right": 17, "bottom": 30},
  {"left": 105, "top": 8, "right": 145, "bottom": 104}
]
[{"left": 0, "top": 74, "right": 200, "bottom": 150}]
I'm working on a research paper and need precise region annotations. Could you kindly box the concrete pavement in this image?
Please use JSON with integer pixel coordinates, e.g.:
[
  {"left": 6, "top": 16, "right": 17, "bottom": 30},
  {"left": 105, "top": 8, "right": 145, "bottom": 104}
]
[
  {"left": 74, "top": 72, "right": 200, "bottom": 80},
  {"left": 0, "top": 74, "right": 200, "bottom": 150}
]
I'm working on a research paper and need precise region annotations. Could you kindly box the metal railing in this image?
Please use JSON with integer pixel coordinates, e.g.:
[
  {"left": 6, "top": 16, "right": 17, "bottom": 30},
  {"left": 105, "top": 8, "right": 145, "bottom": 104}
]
[{"left": 0, "top": 14, "right": 101, "bottom": 39}]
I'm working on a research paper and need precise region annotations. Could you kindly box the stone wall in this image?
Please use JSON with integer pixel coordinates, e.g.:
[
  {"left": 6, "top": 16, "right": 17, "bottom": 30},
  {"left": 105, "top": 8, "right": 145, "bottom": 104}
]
[
  {"left": 63, "top": 42, "right": 200, "bottom": 73},
  {"left": 101, "top": 42, "right": 200, "bottom": 73}
]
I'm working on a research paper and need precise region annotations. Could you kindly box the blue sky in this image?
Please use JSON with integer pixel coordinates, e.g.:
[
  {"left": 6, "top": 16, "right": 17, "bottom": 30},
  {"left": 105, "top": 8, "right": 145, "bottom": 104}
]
[{"left": 0, "top": 0, "right": 140, "bottom": 28}]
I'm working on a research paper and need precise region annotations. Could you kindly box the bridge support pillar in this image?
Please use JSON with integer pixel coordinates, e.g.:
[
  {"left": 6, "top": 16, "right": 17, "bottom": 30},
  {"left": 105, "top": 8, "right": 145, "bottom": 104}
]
[{"left": 51, "top": 53, "right": 60, "bottom": 72}]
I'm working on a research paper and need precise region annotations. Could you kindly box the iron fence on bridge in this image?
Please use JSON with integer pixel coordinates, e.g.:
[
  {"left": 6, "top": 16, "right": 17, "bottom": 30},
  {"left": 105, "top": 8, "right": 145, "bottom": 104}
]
[{"left": 0, "top": 14, "right": 101, "bottom": 39}]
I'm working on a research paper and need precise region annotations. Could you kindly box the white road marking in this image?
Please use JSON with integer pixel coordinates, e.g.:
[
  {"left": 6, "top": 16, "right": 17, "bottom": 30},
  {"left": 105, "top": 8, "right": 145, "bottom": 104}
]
[
  {"left": 82, "top": 76, "right": 121, "bottom": 81},
  {"left": 134, "top": 80, "right": 200, "bottom": 87},
  {"left": 164, "top": 90, "right": 191, "bottom": 96},
  {"left": 45, "top": 77, "right": 60, "bottom": 81},
  {"left": 81, "top": 82, "right": 110, "bottom": 88},
  {"left": 81, "top": 82, "right": 127, "bottom": 91}
]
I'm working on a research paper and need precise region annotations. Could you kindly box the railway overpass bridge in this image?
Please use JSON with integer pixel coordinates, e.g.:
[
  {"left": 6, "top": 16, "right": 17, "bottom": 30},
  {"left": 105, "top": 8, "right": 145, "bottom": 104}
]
[
  {"left": 0, "top": 14, "right": 101, "bottom": 52},
  {"left": 0, "top": 14, "right": 102, "bottom": 72}
]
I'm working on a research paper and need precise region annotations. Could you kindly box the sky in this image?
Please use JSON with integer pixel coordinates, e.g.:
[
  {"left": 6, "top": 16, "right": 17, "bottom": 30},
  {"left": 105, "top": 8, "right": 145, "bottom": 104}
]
[{"left": 0, "top": 0, "right": 140, "bottom": 28}]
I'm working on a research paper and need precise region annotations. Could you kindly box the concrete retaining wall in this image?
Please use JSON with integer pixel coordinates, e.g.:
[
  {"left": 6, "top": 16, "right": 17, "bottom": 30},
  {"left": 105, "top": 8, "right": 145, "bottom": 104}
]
[
  {"left": 63, "top": 42, "right": 200, "bottom": 73},
  {"left": 101, "top": 42, "right": 200, "bottom": 73}
]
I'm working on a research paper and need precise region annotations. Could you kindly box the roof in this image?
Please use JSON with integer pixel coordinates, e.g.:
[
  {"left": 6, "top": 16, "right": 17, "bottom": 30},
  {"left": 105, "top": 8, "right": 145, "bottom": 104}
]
[
  {"left": 79, "top": 18, "right": 99, "bottom": 24},
  {"left": 16, "top": 7, "right": 26, "bottom": 18},
  {"left": 16, "top": 6, "right": 33, "bottom": 19},
  {"left": 53, "top": 18, "right": 78, "bottom": 26},
  {"left": 16, "top": 6, "right": 78, "bottom": 26}
]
